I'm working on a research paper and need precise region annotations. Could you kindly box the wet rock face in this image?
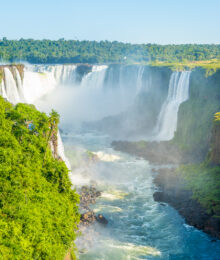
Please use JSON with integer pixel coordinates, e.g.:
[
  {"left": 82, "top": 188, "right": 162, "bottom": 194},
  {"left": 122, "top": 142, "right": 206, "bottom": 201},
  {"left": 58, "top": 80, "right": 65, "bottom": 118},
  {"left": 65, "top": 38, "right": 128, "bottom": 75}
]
[
  {"left": 96, "top": 214, "right": 108, "bottom": 226},
  {"left": 112, "top": 140, "right": 183, "bottom": 164},
  {"left": 153, "top": 168, "right": 220, "bottom": 239},
  {"left": 79, "top": 185, "right": 108, "bottom": 227},
  {"left": 80, "top": 185, "right": 101, "bottom": 210},
  {"left": 209, "top": 123, "right": 220, "bottom": 166},
  {"left": 80, "top": 211, "right": 96, "bottom": 226}
]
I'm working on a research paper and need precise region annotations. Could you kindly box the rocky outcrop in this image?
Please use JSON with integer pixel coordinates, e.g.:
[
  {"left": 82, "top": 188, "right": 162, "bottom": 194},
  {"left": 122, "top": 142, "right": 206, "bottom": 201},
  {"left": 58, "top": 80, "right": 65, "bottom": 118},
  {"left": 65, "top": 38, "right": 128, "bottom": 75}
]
[
  {"left": 80, "top": 211, "right": 96, "bottom": 225},
  {"left": 79, "top": 185, "right": 108, "bottom": 226},
  {"left": 153, "top": 168, "right": 220, "bottom": 239},
  {"left": 0, "top": 64, "right": 24, "bottom": 82},
  {"left": 80, "top": 185, "right": 101, "bottom": 210},
  {"left": 209, "top": 116, "right": 220, "bottom": 165},
  {"left": 112, "top": 68, "right": 220, "bottom": 164},
  {"left": 112, "top": 140, "right": 183, "bottom": 164}
]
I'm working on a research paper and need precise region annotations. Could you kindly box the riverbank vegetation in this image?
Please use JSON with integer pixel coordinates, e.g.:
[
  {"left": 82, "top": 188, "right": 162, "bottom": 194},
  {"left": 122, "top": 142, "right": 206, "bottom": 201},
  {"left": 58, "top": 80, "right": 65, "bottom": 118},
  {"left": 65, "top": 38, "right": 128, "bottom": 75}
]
[
  {"left": 178, "top": 163, "right": 220, "bottom": 217},
  {"left": 150, "top": 59, "right": 220, "bottom": 76},
  {"left": 0, "top": 97, "right": 80, "bottom": 259},
  {"left": 0, "top": 38, "right": 220, "bottom": 65},
  {"left": 169, "top": 112, "right": 220, "bottom": 217}
]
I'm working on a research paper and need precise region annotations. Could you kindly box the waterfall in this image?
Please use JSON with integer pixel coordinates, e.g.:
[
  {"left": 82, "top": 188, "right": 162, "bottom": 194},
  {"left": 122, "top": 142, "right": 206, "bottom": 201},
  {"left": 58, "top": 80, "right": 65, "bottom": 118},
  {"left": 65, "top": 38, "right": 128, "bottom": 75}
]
[
  {"left": 14, "top": 68, "right": 25, "bottom": 102},
  {"left": 80, "top": 65, "right": 108, "bottom": 89},
  {"left": 0, "top": 64, "right": 75, "bottom": 169},
  {"left": 33, "top": 64, "right": 77, "bottom": 85},
  {"left": 22, "top": 67, "right": 57, "bottom": 103},
  {"left": 57, "top": 131, "right": 71, "bottom": 170},
  {"left": 135, "top": 66, "right": 145, "bottom": 95},
  {"left": 3, "top": 68, "right": 21, "bottom": 104},
  {"left": 0, "top": 63, "right": 156, "bottom": 134},
  {"left": 153, "top": 71, "right": 191, "bottom": 141},
  {"left": 0, "top": 79, "right": 8, "bottom": 99}
]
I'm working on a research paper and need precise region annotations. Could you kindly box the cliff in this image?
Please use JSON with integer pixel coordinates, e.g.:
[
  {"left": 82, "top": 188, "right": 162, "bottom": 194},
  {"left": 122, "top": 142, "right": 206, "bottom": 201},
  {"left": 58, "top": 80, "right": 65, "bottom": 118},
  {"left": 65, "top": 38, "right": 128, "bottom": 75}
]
[
  {"left": 113, "top": 67, "right": 220, "bottom": 164},
  {"left": 153, "top": 168, "right": 220, "bottom": 239},
  {"left": 111, "top": 68, "right": 220, "bottom": 239},
  {"left": 153, "top": 115, "right": 220, "bottom": 239},
  {"left": 209, "top": 112, "right": 220, "bottom": 165},
  {"left": 86, "top": 65, "right": 172, "bottom": 138},
  {"left": 0, "top": 64, "right": 24, "bottom": 82},
  {"left": 172, "top": 68, "right": 220, "bottom": 162}
]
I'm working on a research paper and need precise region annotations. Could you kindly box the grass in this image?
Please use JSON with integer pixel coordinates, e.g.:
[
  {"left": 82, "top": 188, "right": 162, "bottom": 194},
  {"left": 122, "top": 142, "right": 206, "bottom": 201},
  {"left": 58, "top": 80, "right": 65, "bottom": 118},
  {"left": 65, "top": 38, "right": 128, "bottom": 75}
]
[
  {"left": 178, "top": 163, "right": 220, "bottom": 215},
  {"left": 150, "top": 59, "right": 220, "bottom": 76}
]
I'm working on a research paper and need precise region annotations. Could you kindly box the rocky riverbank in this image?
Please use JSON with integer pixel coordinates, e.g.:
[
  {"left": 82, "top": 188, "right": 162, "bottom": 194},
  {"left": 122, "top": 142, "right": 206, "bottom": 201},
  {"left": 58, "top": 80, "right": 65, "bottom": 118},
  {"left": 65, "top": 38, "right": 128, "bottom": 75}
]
[
  {"left": 112, "top": 140, "right": 187, "bottom": 164},
  {"left": 153, "top": 168, "right": 220, "bottom": 239},
  {"left": 79, "top": 184, "right": 108, "bottom": 226}
]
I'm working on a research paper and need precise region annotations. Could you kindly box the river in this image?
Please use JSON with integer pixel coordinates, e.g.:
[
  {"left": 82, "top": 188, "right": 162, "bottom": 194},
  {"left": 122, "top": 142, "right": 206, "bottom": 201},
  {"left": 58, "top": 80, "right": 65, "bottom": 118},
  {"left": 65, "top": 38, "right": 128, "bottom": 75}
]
[
  {"left": 2, "top": 63, "right": 220, "bottom": 259},
  {"left": 62, "top": 129, "right": 220, "bottom": 260}
]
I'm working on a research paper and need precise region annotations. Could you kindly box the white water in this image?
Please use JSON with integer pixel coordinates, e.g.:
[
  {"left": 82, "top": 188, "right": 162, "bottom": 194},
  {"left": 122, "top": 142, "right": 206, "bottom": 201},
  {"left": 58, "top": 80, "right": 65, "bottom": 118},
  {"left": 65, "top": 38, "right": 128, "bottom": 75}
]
[
  {"left": 135, "top": 66, "right": 145, "bottom": 95},
  {"left": 0, "top": 65, "right": 189, "bottom": 161},
  {"left": 33, "top": 64, "right": 77, "bottom": 85},
  {"left": 80, "top": 65, "right": 108, "bottom": 89},
  {"left": 0, "top": 65, "right": 77, "bottom": 166},
  {"left": 63, "top": 130, "right": 220, "bottom": 260},
  {"left": 31, "top": 64, "right": 149, "bottom": 123},
  {"left": 57, "top": 131, "right": 71, "bottom": 169},
  {"left": 0, "top": 79, "right": 8, "bottom": 99},
  {"left": 1, "top": 64, "right": 220, "bottom": 259},
  {"left": 22, "top": 67, "right": 57, "bottom": 103},
  {"left": 3, "top": 68, "right": 21, "bottom": 104},
  {"left": 153, "top": 71, "right": 191, "bottom": 141}
]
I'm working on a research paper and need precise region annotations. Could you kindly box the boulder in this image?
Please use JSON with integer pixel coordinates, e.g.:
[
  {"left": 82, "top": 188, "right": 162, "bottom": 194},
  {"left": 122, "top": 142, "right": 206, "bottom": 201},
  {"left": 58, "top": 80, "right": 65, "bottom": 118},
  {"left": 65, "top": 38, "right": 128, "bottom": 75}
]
[{"left": 96, "top": 214, "right": 108, "bottom": 226}]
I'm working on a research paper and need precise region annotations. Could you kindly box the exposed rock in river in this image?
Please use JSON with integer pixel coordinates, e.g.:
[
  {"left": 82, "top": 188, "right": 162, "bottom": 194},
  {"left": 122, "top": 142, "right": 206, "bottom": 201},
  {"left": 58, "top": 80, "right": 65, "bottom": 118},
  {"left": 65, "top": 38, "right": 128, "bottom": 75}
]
[
  {"left": 80, "top": 185, "right": 101, "bottom": 210},
  {"left": 79, "top": 185, "right": 108, "bottom": 227}
]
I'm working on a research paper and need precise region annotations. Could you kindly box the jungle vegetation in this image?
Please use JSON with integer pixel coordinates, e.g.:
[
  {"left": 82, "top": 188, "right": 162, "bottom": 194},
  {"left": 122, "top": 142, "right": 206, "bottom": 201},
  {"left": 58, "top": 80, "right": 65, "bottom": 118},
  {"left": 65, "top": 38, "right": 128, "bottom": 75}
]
[
  {"left": 0, "top": 38, "right": 220, "bottom": 64},
  {"left": 0, "top": 97, "right": 80, "bottom": 260}
]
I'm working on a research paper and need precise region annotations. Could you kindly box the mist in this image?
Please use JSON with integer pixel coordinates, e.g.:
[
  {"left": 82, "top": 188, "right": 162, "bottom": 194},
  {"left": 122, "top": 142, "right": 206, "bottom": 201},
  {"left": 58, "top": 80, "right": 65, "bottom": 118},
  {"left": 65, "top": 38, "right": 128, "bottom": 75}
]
[{"left": 1, "top": 62, "right": 220, "bottom": 259}]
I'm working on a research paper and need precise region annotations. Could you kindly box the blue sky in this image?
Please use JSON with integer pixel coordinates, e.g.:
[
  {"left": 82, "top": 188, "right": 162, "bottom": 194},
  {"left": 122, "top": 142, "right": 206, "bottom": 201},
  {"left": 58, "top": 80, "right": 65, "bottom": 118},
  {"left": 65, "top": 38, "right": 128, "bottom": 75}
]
[{"left": 1, "top": 0, "right": 220, "bottom": 44}]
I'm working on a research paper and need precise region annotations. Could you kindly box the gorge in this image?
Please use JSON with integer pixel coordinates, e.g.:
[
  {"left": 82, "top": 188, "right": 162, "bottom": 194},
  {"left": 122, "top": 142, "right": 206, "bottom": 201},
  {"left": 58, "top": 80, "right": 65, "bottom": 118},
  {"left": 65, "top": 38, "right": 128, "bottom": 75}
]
[{"left": 1, "top": 63, "right": 220, "bottom": 259}]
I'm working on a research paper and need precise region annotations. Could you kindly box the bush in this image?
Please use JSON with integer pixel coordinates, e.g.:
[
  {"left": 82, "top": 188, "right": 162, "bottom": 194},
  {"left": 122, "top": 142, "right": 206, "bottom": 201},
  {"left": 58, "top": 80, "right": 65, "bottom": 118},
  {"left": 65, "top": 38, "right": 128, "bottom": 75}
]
[{"left": 0, "top": 97, "right": 80, "bottom": 259}]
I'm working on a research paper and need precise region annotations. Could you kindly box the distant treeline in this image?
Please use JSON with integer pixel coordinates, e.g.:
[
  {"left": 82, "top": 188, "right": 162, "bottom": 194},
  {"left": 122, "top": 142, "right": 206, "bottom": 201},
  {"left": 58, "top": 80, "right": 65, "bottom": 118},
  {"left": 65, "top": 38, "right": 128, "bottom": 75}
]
[{"left": 0, "top": 38, "right": 220, "bottom": 64}]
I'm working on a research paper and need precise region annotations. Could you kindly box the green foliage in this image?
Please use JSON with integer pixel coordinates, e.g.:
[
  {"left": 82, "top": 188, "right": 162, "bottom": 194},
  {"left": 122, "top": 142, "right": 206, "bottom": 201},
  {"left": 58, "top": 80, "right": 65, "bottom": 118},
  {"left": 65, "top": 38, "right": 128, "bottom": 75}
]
[
  {"left": 172, "top": 68, "right": 220, "bottom": 161},
  {"left": 0, "top": 38, "right": 220, "bottom": 64},
  {"left": 151, "top": 59, "right": 220, "bottom": 75},
  {"left": 176, "top": 112, "right": 220, "bottom": 216},
  {"left": 136, "top": 140, "right": 147, "bottom": 149},
  {"left": 0, "top": 97, "right": 80, "bottom": 259},
  {"left": 178, "top": 163, "right": 220, "bottom": 216},
  {"left": 214, "top": 112, "right": 220, "bottom": 124}
]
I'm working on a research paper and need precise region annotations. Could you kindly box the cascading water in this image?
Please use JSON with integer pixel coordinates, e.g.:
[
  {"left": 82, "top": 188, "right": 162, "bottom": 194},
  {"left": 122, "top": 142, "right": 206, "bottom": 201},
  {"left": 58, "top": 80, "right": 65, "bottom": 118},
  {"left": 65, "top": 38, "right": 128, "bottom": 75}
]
[
  {"left": 0, "top": 64, "right": 77, "bottom": 166},
  {"left": 0, "top": 64, "right": 220, "bottom": 259},
  {"left": 32, "top": 64, "right": 150, "bottom": 123},
  {"left": 3, "top": 67, "right": 22, "bottom": 104},
  {"left": 0, "top": 78, "right": 8, "bottom": 99},
  {"left": 80, "top": 65, "right": 108, "bottom": 89},
  {"left": 33, "top": 64, "right": 77, "bottom": 85},
  {"left": 153, "top": 71, "right": 191, "bottom": 141},
  {"left": 135, "top": 66, "right": 145, "bottom": 95},
  {"left": 22, "top": 66, "right": 57, "bottom": 103}
]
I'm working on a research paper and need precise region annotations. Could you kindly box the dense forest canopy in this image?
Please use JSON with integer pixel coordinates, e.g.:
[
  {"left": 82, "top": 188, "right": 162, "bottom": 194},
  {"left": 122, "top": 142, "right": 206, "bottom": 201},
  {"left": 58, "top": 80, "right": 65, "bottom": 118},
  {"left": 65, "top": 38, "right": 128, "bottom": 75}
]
[
  {"left": 0, "top": 38, "right": 220, "bottom": 64},
  {"left": 0, "top": 97, "right": 79, "bottom": 259}
]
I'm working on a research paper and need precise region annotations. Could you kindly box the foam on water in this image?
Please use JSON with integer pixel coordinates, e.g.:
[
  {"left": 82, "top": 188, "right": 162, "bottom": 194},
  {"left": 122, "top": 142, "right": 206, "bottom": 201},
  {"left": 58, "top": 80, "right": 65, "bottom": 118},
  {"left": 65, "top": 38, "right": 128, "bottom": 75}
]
[
  {"left": 63, "top": 131, "right": 220, "bottom": 260},
  {"left": 93, "top": 151, "right": 121, "bottom": 162}
]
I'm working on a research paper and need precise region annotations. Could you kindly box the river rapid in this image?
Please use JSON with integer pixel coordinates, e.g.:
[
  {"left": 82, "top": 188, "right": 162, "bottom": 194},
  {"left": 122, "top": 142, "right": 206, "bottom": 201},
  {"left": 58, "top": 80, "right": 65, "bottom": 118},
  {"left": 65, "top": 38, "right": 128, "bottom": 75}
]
[
  {"left": 2, "top": 63, "right": 219, "bottom": 259},
  {"left": 61, "top": 129, "right": 220, "bottom": 260}
]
